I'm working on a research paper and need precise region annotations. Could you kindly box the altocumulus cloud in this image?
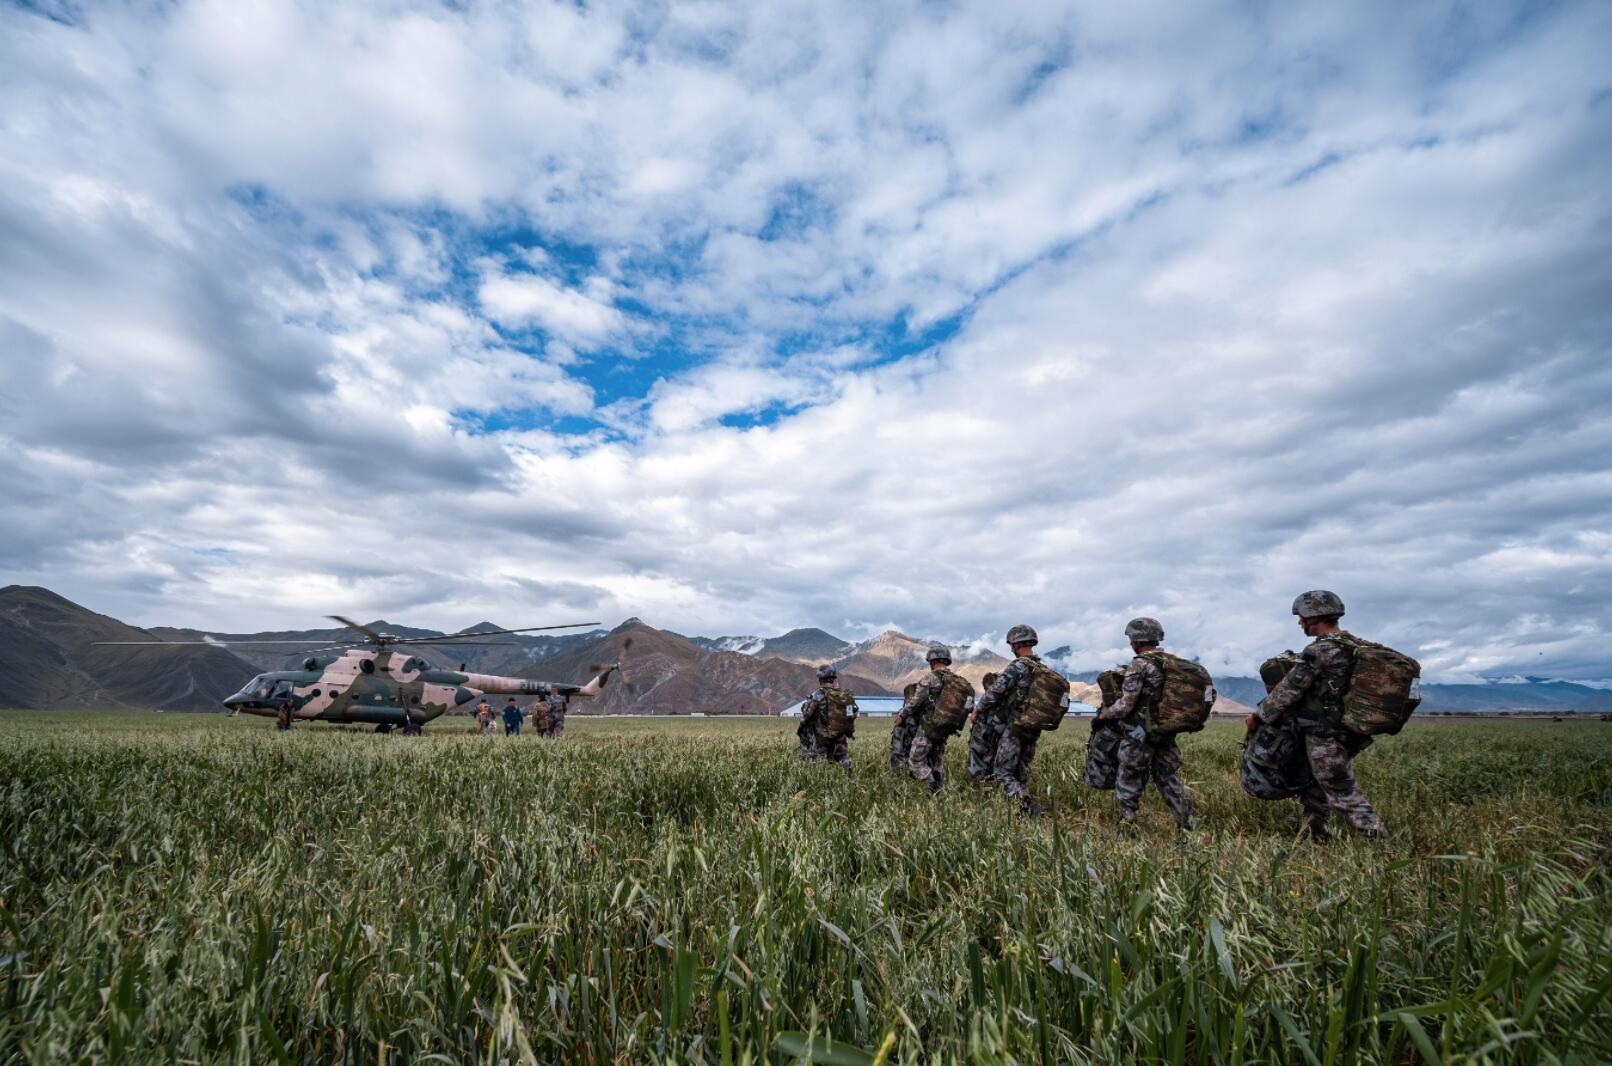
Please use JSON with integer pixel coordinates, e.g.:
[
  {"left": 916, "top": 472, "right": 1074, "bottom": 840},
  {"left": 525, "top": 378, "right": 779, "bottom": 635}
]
[{"left": 0, "top": 0, "right": 1609, "bottom": 682}]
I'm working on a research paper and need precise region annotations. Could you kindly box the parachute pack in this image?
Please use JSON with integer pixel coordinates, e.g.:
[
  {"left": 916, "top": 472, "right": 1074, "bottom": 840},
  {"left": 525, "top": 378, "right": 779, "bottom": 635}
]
[
  {"left": 1083, "top": 717, "right": 1123, "bottom": 789},
  {"left": 1011, "top": 658, "right": 1070, "bottom": 736},
  {"left": 1096, "top": 667, "right": 1125, "bottom": 710},
  {"left": 1329, "top": 635, "right": 1422, "bottom": 736},
  {"left": 925, "top": 671, "right": 976, "bottom": 737},
  {"left": 817, "top": 687, "right": 858, "bottom": 740},
  {"left": 1260, "top": 652, "right": 1300, "bottom": 693},
  {"left": 1239, "top": 719, "right": 1312, "bottom": 800},
  {"left": 1139, "top": 652, "right": 1217, "bottom": 736}
]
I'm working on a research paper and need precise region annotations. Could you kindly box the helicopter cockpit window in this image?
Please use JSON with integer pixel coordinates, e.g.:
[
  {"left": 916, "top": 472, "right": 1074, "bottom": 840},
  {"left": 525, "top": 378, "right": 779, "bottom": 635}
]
[
  {"left": 270, "top": 680, "right": 295, "bottom": 701},
  {"left": 250, "top": 676, "right": 273, "bottom": 700}
]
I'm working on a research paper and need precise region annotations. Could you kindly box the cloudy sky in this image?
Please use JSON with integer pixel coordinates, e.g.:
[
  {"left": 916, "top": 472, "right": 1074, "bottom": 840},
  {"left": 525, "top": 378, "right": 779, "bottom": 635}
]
[{"left": 2, "top": 1, "right": 1609, "bottom": 682}]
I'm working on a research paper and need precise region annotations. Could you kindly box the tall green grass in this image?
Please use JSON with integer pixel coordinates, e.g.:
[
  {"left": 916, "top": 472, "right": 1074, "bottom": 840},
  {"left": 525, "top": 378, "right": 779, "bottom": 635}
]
[{"left": 1, "top": 713, "right": 1608, "bottom": 1063}]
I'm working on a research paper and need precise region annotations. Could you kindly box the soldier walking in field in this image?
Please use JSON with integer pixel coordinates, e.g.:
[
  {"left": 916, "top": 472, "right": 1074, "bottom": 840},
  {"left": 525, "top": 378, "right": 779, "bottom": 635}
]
[
  {"left": 1256, "top": 591, "right": 1389, "bottom": 840},
  {"left": 1099, "top": 618, "right": 1195, "bottom": 835},
  {"left": 545, "top": 691, "right": 569, "bottom": 738},
  {"left": 903, "top": 645, "right": 976, "bottom": 792},
  {"left": 974, "top": 624, "right": 1069, "bottom": 817},
  {"left": 275, "top": 695, "right": 295, "bottom": 732},
  {"left": 798, "top": 665, "right": 858, "bottom": 772},
  {"left": 530, "top": 697, "right": 551, "bottom": 737}
]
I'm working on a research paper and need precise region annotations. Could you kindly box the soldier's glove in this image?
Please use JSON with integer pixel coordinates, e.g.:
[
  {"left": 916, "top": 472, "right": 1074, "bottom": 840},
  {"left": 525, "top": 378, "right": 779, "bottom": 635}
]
[{"left": 1244, "top": 714, "right": 1259, "bottom": 734}]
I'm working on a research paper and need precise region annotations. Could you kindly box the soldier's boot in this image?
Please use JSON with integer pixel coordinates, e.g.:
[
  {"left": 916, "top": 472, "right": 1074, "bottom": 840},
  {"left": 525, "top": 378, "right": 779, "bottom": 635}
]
[
  {"left": 1116, "top": 812, "right": 1140, "bottom": 839},
  {"left": 928, "top": 775, "right": 943, "bottom": 795},
  {"left": 1017, "top": 796, "right": 1047, "bottom": 819}
]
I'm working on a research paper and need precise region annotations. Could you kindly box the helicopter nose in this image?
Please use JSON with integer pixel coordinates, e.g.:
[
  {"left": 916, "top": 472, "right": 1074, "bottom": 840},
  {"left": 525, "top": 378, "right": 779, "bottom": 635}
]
[{"left": 222, "top": 690, "right": 251, "bottom": 712}]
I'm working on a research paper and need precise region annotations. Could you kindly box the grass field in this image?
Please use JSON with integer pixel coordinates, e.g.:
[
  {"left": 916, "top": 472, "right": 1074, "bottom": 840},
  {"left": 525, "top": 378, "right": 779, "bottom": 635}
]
[{"left": 1, "top": 712, "right": 1608, "bottom": 1064}]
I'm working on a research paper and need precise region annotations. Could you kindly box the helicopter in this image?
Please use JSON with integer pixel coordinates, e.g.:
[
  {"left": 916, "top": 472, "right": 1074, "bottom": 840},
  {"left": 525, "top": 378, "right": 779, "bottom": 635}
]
[{"left": 96, "top": 615, "right": 617, "bottom": 733}]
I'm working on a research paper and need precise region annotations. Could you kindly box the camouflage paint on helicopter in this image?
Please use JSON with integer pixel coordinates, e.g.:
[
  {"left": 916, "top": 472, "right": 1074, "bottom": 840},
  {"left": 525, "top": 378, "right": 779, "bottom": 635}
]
[
  {"left": 95, "top": 614, "right": 610, "bottom": 732},
  {"left": 222, "top": 649, "right": 618, "bottom": 729}
]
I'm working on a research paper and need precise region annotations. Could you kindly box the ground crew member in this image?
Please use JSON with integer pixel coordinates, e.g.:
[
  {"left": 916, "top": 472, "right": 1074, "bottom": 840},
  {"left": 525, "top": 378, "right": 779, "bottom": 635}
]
[
  {"left": 974, "top": 624, "right": 1058, "bottom": 817},
  {"left": 502, "top": 698, "right": 523, "bottom": 736},
  {"left": 798, "top": 665, "right": 857, "bottom": 772},
  {"left": 476, "top": 699, "right": 493, "bottom": 735},
  {"left": 546, "top": 691, "right": 569, "bottom": 738},
  {"left": 904, "top": 645, "right": 970, "bottom": 792},
  {"left": 1256, "top": 590, "right": 1387, "bottom": 839},
  {"left": 1099, "top": 618, "right": 1194, "bottom": 835}
]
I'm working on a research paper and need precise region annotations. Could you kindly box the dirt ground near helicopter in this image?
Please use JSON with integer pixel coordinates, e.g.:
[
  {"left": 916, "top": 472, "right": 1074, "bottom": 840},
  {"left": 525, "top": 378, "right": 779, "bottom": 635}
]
[{"left": 2, "top": 710, "right": 1608, "bottom": 1062}]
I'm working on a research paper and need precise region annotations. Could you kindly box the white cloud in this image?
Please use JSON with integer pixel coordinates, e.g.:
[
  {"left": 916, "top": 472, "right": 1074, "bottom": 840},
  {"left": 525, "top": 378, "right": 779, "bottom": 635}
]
[{"left": 0, "top": 0, "right": 1608, "bottom": 684}]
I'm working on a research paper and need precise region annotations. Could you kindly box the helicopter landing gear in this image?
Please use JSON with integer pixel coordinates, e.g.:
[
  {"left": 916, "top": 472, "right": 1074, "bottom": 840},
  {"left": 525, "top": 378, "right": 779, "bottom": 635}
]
[
  {"left": 401, "top": 718, "right": 423, "bottom": 736},
  {"left": 374, "top": 723, "right": 393, "bottom": 734}
]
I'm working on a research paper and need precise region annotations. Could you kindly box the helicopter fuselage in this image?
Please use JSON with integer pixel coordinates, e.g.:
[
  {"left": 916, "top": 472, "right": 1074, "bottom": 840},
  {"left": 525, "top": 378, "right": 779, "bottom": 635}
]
[{"left": 221, "top": 648, "right": 593, "bottom": 727}]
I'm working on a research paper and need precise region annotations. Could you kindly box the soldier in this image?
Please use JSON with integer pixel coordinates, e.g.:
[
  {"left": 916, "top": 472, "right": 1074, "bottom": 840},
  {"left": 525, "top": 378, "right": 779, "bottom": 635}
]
[
  {"left": 502, "top": 698, "right": 523, "bottom": 736},
  {"left": 1256, "top": 591, "right": 1387, "bottom": 840},
  {"left": 546, "top": 690, "right": 569, "bottom": 738},
  {"left": 530, "top": 696, "right": 551, "bottom": 737},
  {"left": 275, "top": 695, "right": 295, "bottom": 732},
  {"left": 975, "top": 624, "right": 1066, "bottom": 817},
  {"left": 889, "top": 682, "right": 920, "bottom": 775},
  {"left": 904, "top": 645, "right": 974, "bottom": 792},
  {"left": 798, "top": 664, "right": 858, "bottom": 772},
  {"left": 1099, "top": 618, "right": 1194, "bottom": 835}
]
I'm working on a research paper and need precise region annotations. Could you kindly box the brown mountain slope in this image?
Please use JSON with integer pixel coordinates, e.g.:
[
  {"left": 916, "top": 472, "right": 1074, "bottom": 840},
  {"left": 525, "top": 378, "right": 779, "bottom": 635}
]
[
  {"left": 829, "top": 630, "right": 1012, "bottom": 691},
  {"left": 0, "top": 586, "right": 257, "bottom": 711},
  {"left": 536, "top": 623, "right": 890, "bottom": 714}
]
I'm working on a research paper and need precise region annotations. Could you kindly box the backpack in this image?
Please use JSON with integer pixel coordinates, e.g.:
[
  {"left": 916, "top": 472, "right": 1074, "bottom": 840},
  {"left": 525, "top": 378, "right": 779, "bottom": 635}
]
[
  {"left": 1330, "top": 635, "right": 1421, "bottom": 736},
  {"left": 817, "top": 686, "right": 858, "bottom": 740},
  {"left": 1096, "top": 667, "right": 1126, "bottom": 711},
  {"left": 1010, "top": 658, "right": 1070, "bottom": 736},
  {"left": 1139, "top": 652, "right": 1217, "bottom": 736},
  {"left": 1083, "top": 718, "right": 1123, "bottom": 789},
  {"left": 1260, "top": 652, "right": 1300, "bottom": 693},
  {"left": 925, "top": 671, "right": 976, "bottom": 737}
]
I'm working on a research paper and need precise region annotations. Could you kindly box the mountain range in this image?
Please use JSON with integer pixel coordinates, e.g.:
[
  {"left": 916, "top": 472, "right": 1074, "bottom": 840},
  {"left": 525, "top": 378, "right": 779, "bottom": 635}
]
[{"left": 4, "top": 585, "right": 1610, "bottom": 715}]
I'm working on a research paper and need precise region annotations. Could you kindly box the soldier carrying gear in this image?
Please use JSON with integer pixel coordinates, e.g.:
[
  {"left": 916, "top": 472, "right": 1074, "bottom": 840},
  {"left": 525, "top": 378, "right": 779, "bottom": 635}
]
[
  {"left": 545, "top": 691, "right": 570, "bottom": 738},
  {"left": 799, "top": 666, "right": 857, "bottom": 772},
  {"left": 899, "top": 645, "right": 975, "bottom": 792},
  {"left": 968, "top": 627, "right": 1036, "bottom": 782},
  {"left": 1256, "top": 590, "right": 1388, "bottom": 840},
  {"left": 972, "top": 624, "right": 1064, "bottom": 817},
  {"left": 890, "top": 682, "right": 920, "bottom": 775},
  {"left": 1099, "top": 618, "right": 1197, "bottom": 836}
]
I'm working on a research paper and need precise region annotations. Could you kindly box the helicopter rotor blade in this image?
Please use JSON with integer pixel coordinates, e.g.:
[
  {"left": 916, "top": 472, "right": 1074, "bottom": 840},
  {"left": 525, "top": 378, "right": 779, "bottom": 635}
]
[
  {"left": 327, "top": 615, "right": 388, "bottom": 643},
  {"left": 93, "top": 639, "right": 347, "bottom": 646},
  {"left": 384, "top": 622, "right": 602, "bottom": 645}
]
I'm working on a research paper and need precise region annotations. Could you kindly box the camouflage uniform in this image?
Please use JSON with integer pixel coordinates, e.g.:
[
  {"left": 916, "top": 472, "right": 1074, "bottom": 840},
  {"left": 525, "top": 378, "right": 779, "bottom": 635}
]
[
  {"left": 546, "top": 692, "right": 568, "bottom": 738},
  {"left": 1103, "top": 656, "right": 1193, "bottom": 828},
  {"left": 975, "top": 657, "right": 1045, "bottom": 802},
  {"left": 902, "top": 670, "right": 953, "bottom": 791},
  {"left": 1259, "top": 632, "right": 1384, "bottom": 837},
  {"left": 796, "top": 703, "right": 820, "bottom": 759},
  {"left": 799, "top": 685, "right": 854, "bottom": 770},
  {"left": 888, "top": 710, "right": 919, "bottom": 774}
]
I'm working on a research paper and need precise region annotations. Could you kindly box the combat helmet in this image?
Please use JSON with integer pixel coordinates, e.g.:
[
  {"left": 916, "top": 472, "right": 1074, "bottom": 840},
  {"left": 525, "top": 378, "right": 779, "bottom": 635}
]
[
  {"left": 925, "top": 644, "right": 952, "bottom": 664},
  {"left": 817, "top": 664, "right": 839, "bottom": 681},
  {"left": 1291, "top": 590, "right": 1345, "bottom": 620},
  {"left": 1005, "top": 624, "right": 1038, "bottom": 647},
  {"left": 1124, "top": 617, "right": 1164, "bottom": 643}
]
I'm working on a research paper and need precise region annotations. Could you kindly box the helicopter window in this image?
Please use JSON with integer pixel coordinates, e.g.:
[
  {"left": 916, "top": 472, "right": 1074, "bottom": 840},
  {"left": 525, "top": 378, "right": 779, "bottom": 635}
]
[
  {"left": 270, "top": 681, "right": 295, "bottom": 700},
  {"left": 310, "top": 689, "right": 321, "bottom": 698},
  {"left": 359, "top": 659, "right": 375, "bottom": 675}
]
